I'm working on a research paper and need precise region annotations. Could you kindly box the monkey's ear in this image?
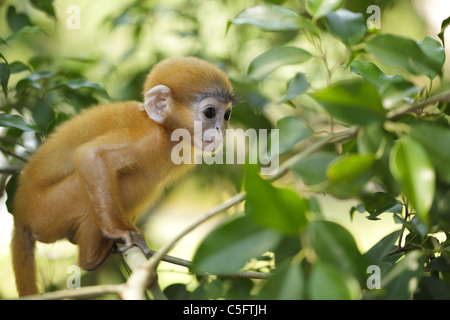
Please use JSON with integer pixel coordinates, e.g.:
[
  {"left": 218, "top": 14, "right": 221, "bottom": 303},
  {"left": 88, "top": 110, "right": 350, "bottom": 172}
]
[{"left": 144, "top": 85, "right": 172, "bottom": 123}]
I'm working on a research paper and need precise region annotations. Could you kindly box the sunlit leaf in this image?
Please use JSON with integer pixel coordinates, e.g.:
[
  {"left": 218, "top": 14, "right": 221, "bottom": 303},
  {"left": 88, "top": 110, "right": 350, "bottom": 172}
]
[
  {"left": 327, "top": 154, "right": 375, "bottom": 183},
  {"left": 390, "top": 136, "right": 435, "bottom": 223},
  {"left": 248, "top": 46, "right": 312, "bottom": 80},
  {"left": 325, "top": 153, "right": 376, "bottom": 198},
  {"left": 366, "top": 34, "right": 443, "bottom": 79},
  {"left": 291, "top": 151, "right": 337, "bottom": 185},
  {"left": 306, "top": 0, "right": 342, "bottom": 19},
  {"left": 230, "top": 3, "right": 302, "bottom": 32}
]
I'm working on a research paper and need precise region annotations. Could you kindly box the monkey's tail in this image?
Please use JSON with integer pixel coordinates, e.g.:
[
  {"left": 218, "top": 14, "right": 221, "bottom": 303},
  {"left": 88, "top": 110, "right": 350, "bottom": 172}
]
[{"left": 11, "top": 222, "right": 39, "bottom": 296}]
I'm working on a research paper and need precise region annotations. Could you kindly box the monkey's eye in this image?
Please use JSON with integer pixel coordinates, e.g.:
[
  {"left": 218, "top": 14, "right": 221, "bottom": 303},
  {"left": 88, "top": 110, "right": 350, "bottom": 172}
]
[
  {"left": 203, "top": 107, "right": 216, "bottom": 119},
  {"left": 224, "top": 109, "right": 232, "bottom": 121}
]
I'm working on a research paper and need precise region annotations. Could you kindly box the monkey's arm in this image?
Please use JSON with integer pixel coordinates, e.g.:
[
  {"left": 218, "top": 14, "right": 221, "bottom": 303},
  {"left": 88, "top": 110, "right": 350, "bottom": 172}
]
[{"left": 74, "top": 130, "right": 152, "bottom": 256}]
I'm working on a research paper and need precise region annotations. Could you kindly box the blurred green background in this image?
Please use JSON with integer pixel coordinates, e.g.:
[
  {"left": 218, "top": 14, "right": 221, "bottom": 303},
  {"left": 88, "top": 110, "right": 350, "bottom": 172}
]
[{"left": 0, "top": 0, "right": 449, "bottom": 298}]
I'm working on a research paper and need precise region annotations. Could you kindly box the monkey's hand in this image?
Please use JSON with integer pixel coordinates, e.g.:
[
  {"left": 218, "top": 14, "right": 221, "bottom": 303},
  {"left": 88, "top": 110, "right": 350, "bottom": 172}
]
[{"left": 104, "top": 228, "right": 151, "bottom": 258}]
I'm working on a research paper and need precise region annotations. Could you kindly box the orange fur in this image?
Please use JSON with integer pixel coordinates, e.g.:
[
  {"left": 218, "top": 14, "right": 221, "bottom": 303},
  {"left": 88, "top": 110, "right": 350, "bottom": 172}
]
[{"left": 11, "top": 57, "right": 235, "bottom": 296}]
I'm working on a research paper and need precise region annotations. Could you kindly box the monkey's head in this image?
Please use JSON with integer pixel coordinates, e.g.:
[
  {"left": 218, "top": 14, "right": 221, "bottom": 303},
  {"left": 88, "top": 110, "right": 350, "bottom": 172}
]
[{"left": 142, "top": 57, "right": 236, "bottom": 151}]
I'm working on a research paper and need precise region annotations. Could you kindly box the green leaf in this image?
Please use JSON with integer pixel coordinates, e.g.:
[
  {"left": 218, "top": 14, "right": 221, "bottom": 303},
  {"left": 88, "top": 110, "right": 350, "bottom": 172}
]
[
  {"left": 258, "top": 260, "right": 305, "bottom": 299},
  {"left": 327, "top": 154, "right": 375, "bottom": 183},
  {"left": 350, "top": 60, "right": 422, "bottom": 109},
  {"left": 5, "top": 25, "right": 48, "bottom": 42},
  {"left": 245, "top": 166, "right": 308, "bottom": 235},
  {"left": 364, "top": 230, "right": 402, "bottom": 264},
  {"left": 306, "top": 0, "right": 342, "bottom": 19},
  {"left": 326, "top": 9, "right": 366, "bottom": 47},
  {"left": 308, "top": 263, "right": 360, "bottom": 299},
  {"left": 326, "top": 153, "right": 376, "bottom": 198},
  {"left": 52, "top": 78, "right": 109, "bottom": 98},
  {"left": 0, "top": 38, "right": 9, "bottom": 48},
  {"left": 361, "top": 192, "right": 399, "bottom": 219},
  {"left": 277, "top": 116, "right": 311, "bottom": 154},
  {"left": 0, "top": 63, "right": 10, "bottom": 97},
  {"left": 381, "top": 251, "right": 425, "bottom": 299},
  {"left": 279, "top": 72, "right": 310, "bottom": 103},
  {"left": 248, "top": 46, "right": 312, "bottom": 80},
  {"left": 313, "top": 80, "right": 385, "bottom": 125},
  {"left": 308, "top": 220, "right": 366, "bottom": 283},
  {"left": 410, "top": 123, "right": 450, "bottom": 185},
  {"left": 366, "top": 34, "right": 443, "bottom": 79},
  {"left": 32, "top": 99, "right": 55, "bottom": 134},
  {"left": 6, "top": 6, "right": 32, "bottom": 32},
  {"left": 9, "top": 61, "right": 32, "bottom": 74},
  {"left": 356, "top": 124, "right": 400, "bottom": 194},
  {"left": 350, "top": 60, "right": 405, "bottom": 89},
  {"left": 30, "top": 0, "right": 56, "bottom": 19},
  {"left": 291, "top": 151, "right": 337, "bottom": 185},
  {"left": 390, "top": 136, "right": 435, "bottom": 223},
  {"left": 417, "top": 36, "right": 446, "bottom": 78},
  {"left": 379, "top": 80, "right": 422, "bottom": 109},
  {"left": 5, "top": 173, "right": 20, "bottom": 213},
  {"left": 438, "top": 16, "right": 450, "bottom": 47},
  {"left": 191, "top": 215, "right": 282, "bottom": 274},
  {"left": 415, "top": 276, "right": 450, "bottom": 300},
  {"left": 0, "top": 114, "right": 40, "bottom": 132},
  {"left": 229, "top": 3, "right": 302, "bottom": 32}
]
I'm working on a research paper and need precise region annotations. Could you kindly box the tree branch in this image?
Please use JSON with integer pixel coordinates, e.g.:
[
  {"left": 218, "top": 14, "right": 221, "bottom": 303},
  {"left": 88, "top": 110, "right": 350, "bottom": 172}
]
[{"left": 18, "top": 284, "right": 124, "bottom": 300}]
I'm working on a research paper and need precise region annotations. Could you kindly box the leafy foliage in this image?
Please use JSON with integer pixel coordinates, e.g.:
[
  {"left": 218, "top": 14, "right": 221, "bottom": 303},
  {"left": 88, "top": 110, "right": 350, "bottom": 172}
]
[
  {"left": 1, "top": 0, "right": 450, "bottom": 300},
  {"left": 189, "top": 1, "right": 450, "bottom": 300}
]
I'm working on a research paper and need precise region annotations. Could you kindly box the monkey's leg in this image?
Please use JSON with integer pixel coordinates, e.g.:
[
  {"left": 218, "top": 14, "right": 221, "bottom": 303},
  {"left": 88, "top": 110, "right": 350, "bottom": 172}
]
[
  {"left": 74, "top": 135, "right": 151, "bottom": 257},
  {"left": 76, "top": 218, "right": 115, "bottom": 270}
]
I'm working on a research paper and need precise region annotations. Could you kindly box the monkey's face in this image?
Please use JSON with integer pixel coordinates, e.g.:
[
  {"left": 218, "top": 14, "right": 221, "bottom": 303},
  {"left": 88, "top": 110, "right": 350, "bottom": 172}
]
[{"left": 193, "top": 97, "right": 232, "bottom": 152}]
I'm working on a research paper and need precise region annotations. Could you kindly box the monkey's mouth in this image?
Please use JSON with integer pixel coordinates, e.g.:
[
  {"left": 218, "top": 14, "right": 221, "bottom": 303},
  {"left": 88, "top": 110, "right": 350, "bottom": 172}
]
[{"left": 202, "top": 139, "right": 222, "bottom": 151}]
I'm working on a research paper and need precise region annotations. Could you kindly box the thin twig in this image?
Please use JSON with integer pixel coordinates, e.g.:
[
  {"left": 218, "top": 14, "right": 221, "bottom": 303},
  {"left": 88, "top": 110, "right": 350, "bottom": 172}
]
[
  {"left": 0, "top": 145, "right": 28, "bottom": 163},
  {"left": 386, "top": 90, "right": 450, "bottom": 120}
]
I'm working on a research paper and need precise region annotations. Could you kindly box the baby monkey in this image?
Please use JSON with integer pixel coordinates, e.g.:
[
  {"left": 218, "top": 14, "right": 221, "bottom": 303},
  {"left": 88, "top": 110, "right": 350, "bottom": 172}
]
[{"left": 11, "top": 57, "right": 236, "bottom": 296}]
